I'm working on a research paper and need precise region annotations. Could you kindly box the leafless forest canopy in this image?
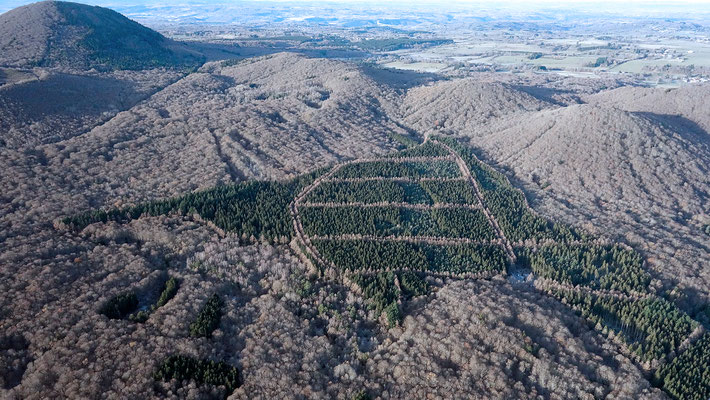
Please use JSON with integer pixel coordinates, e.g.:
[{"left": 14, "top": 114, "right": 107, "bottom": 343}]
[{"left": 1, "top": 1, "right": 709, "bottom": 399}]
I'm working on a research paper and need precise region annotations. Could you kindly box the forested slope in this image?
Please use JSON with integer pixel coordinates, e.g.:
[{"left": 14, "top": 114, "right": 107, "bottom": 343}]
[
  {"left": 466, "top": 103, "right": 710, "bottom": 309},
  {"left": 0, "top": 1, "right": 202, "bottom": 70},
  {"left": 58, "top": 138, "right": 710, "bottom": 399},
  {"left": 0, "top": 18, "right": 708, "bottom": 396},
  {"left": 0, "top": 53, "right": 414, "bottom": 242}
]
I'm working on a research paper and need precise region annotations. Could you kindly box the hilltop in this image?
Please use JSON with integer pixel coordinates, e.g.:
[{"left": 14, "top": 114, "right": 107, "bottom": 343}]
[
  {"left": 0, "top": 1, "right": 202, "bottom": 70},
  {"left": 586, "top": 85, "right": 710, "bottom": 134},
  {"left": 467, "top": 103, "right": 710, "bottom": 308},
  {"left": 400, "top": 79, "right": 550, "bottom": 133}
]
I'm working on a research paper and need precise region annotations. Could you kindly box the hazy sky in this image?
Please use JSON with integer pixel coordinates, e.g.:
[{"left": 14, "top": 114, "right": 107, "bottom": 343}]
[{"left": 2, "top": 0, "right": 710, "bottom": 16}]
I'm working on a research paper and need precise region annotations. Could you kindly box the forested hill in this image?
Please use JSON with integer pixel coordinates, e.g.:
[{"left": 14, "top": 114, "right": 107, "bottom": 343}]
[
  {"left": 0, "top": 1, "right": 203, "bottom": 70},
  {"left": 62, "top": 137, "right": 710, "bottom": 400}
]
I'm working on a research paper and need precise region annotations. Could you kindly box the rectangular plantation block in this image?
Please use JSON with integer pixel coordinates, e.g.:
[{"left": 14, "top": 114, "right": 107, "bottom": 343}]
[
  {"left": 311, "top": 239, "right": 508, "bottom": 275},
  {"left": 332, "top": 160, "right": 462, "bottom": 179},
  {"left": 304, "top": 180, "right": 434, "bottom": 204},
  {"left": 386, "top": 141, "right": 452, "bottom": 158},
  {"left": 420, "top": 179, "right": 479, "bottom": 204},
  {"left": 301, "top": 205, "right": 496, "bottom": 240}
]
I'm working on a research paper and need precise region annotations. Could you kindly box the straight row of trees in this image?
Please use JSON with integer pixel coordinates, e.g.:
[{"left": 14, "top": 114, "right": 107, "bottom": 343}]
[
  {"left": 306, "top": 180, "right": 433, "bottom": 205},
  {"left": 306, "top": 178, "right": 483, "bottom": 207},
  {"left": 386, "top": 141, "right": 450, "bottom": 158},
  {"left": 420, "top": 180, "right": 478, "bottom": 204}
]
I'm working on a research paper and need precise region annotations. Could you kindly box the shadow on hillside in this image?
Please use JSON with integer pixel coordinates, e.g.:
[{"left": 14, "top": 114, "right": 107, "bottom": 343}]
[
  {"left": 0, "top": 334, "right": 31, "bottom": 390},
  {"left": 634, "top": 111, "right": 710, "bottom": 144},
  {"left": 509, "top": 85, "right": 582, "bottom": 106},
  {"left": 359, "top": 63, "right": 441, "bottom": 90},
  {"left": 0, "top": 73, "right": 146, "bottom": 147},
  {"left": 185, "top": 41, "right": 437, "bottom": 91},
  {"left": 186, "top": 42, "right": 369, "bottom": 63}
]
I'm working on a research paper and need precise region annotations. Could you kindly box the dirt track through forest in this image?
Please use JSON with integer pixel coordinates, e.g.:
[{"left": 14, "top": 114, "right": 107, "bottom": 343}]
[
  {"left": 310, "top": 234, "right": 500, "bottom": 246},
  {"left": 432, "top": 138, "right": 517, "bottom": 263},
  {"left": 299, "top": 201, "right": 482, "bottom": 210}
]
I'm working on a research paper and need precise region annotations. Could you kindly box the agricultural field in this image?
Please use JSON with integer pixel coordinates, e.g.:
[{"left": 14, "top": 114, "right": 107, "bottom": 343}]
[{"left": 381, "top": 32, "right": 710, "bottom": 85}]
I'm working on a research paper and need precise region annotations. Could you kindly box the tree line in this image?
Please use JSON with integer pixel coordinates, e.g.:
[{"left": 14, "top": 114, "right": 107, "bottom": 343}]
[
  {"left": 386, "top": 141, "right": 450, "bottom": 158},
  {"left": 63, "top": 169, "right": 325, "bottom": 243},
  {"left": 518, "top": 244, "right": 650, "bottom": 294},
  {"left": 549, "top": 288, "right": 696, "bottom": 362},
  {"left": 306, "top": 180, "right": 433, "bottom": 205}
]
